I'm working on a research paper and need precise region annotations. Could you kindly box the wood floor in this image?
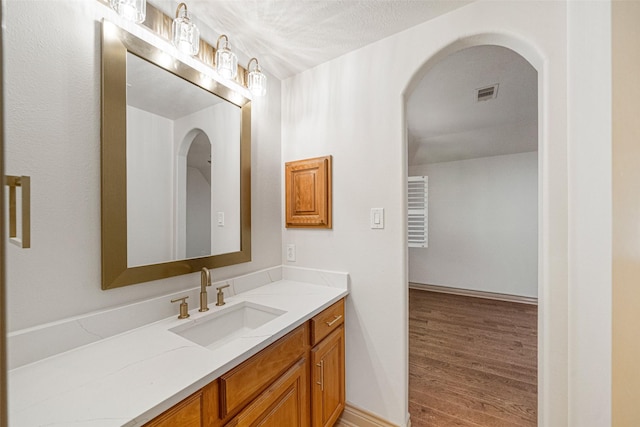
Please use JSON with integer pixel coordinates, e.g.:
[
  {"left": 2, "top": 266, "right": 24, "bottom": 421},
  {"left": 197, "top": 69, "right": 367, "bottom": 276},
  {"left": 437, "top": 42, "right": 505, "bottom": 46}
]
[{"left": 409, "top": 288, "right": 537, "bottom": 427}]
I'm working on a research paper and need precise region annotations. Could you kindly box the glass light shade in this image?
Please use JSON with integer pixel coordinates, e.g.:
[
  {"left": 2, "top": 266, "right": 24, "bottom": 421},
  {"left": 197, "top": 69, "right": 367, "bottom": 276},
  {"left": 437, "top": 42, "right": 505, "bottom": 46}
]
[
  {"left": 215, "top": 44, "right": 238, "bottom": 80},
  {"left": 248, "top": 69, "right": 267, "bottom": 97},
  {"left": 172, "top": 9, "right": 200, "bottom": 56},
  {"left": 110, "top": 0, "right": 146, "bottom": 23}
]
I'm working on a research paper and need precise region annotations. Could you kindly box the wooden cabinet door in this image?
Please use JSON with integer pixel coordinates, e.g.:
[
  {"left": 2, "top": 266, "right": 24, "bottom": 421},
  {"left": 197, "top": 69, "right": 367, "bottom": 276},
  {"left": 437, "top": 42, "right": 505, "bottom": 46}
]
[
  {"left": 311, "top": 325, "right": 345, "bottom": 427},
  {"left": 144, "top": 391, "right": 202, "bottom": 427},
  {"left": 224, "top": 357, "right": 309, "bottom": 427},
  {"left": 285, "top": 156, "right": 332, "bottom": 228},
  {"left": 219, "top": 324, "right": 308, "bottom": 418}
]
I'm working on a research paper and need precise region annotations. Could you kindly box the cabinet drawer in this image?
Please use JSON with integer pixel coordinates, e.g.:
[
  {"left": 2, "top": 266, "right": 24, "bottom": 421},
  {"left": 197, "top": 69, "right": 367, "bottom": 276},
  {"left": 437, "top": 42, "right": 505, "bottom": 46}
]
[
  {"left": 310, "top": 299, "right": 344, "bottom": 346},
  {"left": 219, "top": 323, "right": 308, "bottom": 418}
]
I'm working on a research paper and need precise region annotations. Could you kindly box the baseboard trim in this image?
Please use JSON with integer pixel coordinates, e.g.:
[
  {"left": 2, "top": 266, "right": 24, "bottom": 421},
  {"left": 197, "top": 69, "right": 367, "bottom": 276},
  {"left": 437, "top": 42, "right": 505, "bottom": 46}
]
[
  {"left": 409, "top": 282, "right": 538, "bottom": 305},
  {"left": 335, "top": 403, "right": 410, "bottom": 427}
]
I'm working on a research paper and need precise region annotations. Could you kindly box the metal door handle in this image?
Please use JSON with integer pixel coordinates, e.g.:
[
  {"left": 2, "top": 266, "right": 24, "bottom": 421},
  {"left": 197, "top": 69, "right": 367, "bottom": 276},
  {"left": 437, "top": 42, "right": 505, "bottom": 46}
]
[
  {"left": 316, "top": 360, "right": 324, "bottom": 391},
  {"left": 5, "top": 175, "right": 30, "bottom": 248}
]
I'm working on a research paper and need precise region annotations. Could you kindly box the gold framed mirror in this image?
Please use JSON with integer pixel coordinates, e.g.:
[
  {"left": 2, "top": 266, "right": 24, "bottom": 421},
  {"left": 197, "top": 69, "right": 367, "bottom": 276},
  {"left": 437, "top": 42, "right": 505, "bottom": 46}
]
[{"left": 101, "top": 21, "right": 251, "bottom": 290}]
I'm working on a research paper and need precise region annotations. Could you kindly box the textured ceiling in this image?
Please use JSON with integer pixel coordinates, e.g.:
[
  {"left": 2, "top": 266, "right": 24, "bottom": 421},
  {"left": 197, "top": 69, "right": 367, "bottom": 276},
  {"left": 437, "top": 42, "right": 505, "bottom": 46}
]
[
  {"left": 407, "top": 45, "right": 538, "bottom": 165},
  {"left": 145, "top": 1, "right": 535, "bottom": 165},
  {"left": 150, "top": 0, "right": 472, "bottom": 80}
]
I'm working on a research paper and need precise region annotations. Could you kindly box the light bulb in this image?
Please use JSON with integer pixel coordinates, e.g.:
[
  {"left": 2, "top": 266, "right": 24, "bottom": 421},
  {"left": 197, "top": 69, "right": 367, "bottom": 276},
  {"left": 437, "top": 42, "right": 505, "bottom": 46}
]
[
  {"left": 110, "top": 0, "right": 146, "bottom": 23},
  {"left": 246, "top": 58, "right": 267, "bottom": 97},
  {"left": 248, "top": 68, "right": 267, "bottom": 97},
  {"left": 172, "top": 5, "right": 200, "bottom": 56},
  {"left": 215, "top": 36, "right": 238, "bottom": 80}
]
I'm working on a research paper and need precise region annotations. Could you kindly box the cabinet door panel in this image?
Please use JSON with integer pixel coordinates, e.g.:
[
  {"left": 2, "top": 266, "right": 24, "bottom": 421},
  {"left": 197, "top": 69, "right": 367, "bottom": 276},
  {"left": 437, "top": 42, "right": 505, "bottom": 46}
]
[
  {"left": 311, "top": 325, "right": 345, "bottom": 427},
  {"left": 285, "top": 156, "right": 332, "bottom": 228},
  {"left": 144, "top": 392, "right": 201, "bottom": 427},
  {"left": 220, "top": 324, "right": 308, "bottom": 418},
  {"left": 225, "top": 357, "right": 309, "bottom": 427}
]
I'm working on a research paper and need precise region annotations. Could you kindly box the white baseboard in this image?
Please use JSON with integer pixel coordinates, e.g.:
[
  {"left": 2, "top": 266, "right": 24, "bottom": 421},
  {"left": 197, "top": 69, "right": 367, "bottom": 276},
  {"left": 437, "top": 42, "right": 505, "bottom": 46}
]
[
  {"left": 336, "top": 403, "right": 410, "bottom": 427},
  {"left": 409, "top": 282, "right": 538, "bottom": 305}
]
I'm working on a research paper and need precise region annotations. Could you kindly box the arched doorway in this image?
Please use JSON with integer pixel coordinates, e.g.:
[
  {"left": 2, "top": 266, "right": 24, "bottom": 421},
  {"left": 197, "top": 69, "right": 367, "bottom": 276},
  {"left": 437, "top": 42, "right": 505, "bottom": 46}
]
[
  {"left": 176, "top": 128, "right": 212, "bottom": 259},
  {"left": 401, "top": 33, "right": 566, "bottom": 426},
  {"left": 185, "top": 131, "right": 212, "bottom": 258},
  {"left": 406, "top": 44, "right": 538, "bottom": 425}
]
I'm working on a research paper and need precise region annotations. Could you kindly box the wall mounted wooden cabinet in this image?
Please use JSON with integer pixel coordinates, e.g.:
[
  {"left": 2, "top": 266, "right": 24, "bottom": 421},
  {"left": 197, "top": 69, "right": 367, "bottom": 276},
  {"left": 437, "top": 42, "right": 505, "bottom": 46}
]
[
  {"left": 144, "top": 299, "right": 345, "bottom": 427},
  {"left": 285, "top": 156, "right": 332, "bottom": 228}
]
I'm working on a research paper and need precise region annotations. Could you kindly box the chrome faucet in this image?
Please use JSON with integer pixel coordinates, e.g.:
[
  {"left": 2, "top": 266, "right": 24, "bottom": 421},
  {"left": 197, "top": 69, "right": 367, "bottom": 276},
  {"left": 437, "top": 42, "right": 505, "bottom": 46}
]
[{"left": 199, "top": 267, "right": 212, "bottom": 312}]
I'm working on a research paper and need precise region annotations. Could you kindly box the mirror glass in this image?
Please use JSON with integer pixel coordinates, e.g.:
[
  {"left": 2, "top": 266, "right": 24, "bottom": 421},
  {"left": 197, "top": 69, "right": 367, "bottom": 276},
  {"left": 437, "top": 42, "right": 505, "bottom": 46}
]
[
  {"left": 125, "top": 52, "right": 240, "bottom": 267},
  {"left": 101, "top": 21, "right": 251, "bottom": 289}
]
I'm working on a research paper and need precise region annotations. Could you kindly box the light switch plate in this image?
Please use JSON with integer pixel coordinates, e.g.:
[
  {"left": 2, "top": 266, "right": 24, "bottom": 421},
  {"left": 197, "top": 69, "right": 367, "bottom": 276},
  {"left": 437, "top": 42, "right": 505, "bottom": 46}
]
[
  {"left": 370, "top": 208, "right": 384, "bottom": 229},
  {"left": 217, "top": 212, "right": 225, "bottom": 226},
  {"left": 286, "top": 244, "right": 296, "bottom": 262}
]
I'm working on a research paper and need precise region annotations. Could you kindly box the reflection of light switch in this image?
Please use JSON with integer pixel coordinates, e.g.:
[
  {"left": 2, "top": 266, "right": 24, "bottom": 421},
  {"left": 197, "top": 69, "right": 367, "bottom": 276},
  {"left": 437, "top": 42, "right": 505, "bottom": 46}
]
[
  {"left": 370, "top": 208, "right": 384, "bottom": 229},
  {"left": 217, "top": 212, "right": 224, "bottom": 226}
]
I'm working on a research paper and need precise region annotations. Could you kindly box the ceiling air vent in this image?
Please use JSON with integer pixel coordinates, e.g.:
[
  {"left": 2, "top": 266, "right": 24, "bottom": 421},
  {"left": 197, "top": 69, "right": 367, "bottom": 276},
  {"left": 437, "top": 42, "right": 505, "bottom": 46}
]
[{"left": 475, "top": 84, "right": 499, "bottom": 102}]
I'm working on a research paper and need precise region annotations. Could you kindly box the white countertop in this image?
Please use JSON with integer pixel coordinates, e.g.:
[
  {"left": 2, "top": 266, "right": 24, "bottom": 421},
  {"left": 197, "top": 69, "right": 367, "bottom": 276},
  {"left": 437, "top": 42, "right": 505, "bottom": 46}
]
[{"left": 8, "top": 279, "right": 348, "bottom": 426}]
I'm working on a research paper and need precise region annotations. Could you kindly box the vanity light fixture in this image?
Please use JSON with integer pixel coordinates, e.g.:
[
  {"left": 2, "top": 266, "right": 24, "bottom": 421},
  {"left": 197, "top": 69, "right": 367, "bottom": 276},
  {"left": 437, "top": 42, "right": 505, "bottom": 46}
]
[
  {"left": 246, "top": 58, "right": 267, "bottom": 97},
  {"left": 215, "top": 35, "right": 238, "bottom": 80},
  {"left": 110, "top": 0, "right": 146, "bottom": 23},
  {"left": 172, "top": 2, "right": 200, "bottom": 56}
]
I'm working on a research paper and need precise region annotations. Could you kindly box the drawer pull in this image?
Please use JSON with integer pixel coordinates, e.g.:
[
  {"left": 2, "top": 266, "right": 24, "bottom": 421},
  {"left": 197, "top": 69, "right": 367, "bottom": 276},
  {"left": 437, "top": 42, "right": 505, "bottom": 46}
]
[
  {"left": 325, "top": 315, "right": 342, "bottom": 327},
  {"left": 316, "top": 361, "right": 324, "bottom": 391}
]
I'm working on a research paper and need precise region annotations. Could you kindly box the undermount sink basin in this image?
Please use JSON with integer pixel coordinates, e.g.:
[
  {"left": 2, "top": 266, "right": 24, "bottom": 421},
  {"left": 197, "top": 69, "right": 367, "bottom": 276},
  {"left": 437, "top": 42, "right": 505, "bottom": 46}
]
[{"left": 169, "top": 302, "right": 286, "bottom": 349}]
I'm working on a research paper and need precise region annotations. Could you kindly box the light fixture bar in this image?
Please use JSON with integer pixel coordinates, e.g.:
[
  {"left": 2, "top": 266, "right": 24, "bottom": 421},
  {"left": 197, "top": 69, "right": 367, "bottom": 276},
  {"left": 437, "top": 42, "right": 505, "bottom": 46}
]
[{"left": 114, "top": 1, "right": 250, "bottom": 87}]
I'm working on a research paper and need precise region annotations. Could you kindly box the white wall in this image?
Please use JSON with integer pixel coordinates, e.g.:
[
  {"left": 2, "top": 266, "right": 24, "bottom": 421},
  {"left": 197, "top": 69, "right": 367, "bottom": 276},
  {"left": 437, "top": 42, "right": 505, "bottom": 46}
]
[
  {"left": 126, "top": 106, "right": 175, "bottom": 266},
  {"left": 3, "top": 0, "right": 282, "bottom": 332},
  {"left": 567, "top": 1, "right": 612, "bottom": 425},
  {"left": 280, "top": 0, "right": 614, "bottom": 425},
  {"left": 409, "top": 152, "right": 538, "bottom": 298}
]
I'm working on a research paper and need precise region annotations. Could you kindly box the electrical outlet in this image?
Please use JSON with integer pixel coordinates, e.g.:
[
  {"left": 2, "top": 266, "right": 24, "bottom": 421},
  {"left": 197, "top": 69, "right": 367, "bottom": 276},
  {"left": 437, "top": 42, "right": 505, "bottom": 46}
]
[{"left": 286, "top": 244, "right": 296, "bottom": 262}]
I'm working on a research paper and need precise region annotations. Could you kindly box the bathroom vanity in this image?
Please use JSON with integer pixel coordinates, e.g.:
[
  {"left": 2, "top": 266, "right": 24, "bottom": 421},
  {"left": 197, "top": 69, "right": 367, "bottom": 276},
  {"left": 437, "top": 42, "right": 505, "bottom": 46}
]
[
  {"left": 7, "top": 268, "right": 348, "bottom": 426},
  {"left": 146, "top": 299, "right": 345, "bottom": 427}
]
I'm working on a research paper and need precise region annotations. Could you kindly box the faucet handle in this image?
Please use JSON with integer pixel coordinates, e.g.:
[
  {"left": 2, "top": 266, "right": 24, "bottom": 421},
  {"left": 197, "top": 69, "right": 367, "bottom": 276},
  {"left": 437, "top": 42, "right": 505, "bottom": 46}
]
[
  {"left": 215, "top": 284, "right": 230, "bottom": 306},
  {"left": 171, "top": 296, "right": 190, "bottom": 319}
]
